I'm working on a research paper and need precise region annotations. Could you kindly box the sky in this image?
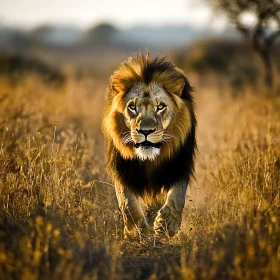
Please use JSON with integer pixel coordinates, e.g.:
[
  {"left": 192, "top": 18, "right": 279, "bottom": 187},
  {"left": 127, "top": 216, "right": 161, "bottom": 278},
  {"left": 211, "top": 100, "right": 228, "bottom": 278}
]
[{"left": 0, "top": 0, "right": 226, "bottom": 29}]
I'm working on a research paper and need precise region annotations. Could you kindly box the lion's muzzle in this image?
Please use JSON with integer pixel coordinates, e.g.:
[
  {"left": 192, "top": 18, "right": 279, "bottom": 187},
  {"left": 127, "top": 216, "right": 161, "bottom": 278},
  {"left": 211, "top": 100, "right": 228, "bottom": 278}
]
[
  {"left": 133, "top": 130, "right": 162, "bottom": 161},
  {"left": 135, "top": 128, "right": 161, "bottom": 148}
]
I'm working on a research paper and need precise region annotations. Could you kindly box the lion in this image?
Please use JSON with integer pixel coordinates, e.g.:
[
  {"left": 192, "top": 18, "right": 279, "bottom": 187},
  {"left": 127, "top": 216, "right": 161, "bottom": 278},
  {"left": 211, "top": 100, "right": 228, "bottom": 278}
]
[{"left": 102, "top": 52, "right": 196, "bottom": 238}]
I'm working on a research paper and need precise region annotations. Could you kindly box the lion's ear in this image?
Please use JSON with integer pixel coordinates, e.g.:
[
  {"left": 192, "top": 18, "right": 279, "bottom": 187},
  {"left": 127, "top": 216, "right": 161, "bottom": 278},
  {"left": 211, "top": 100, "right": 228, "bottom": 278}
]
[
  {"left": 165, "top": 78, "right": 185, "bottom": 96},
  {"left": 111, "top": 79, "right": 125, "bottom": 94},
  {"left": 111, "top": 77, "right": 135, "bottom": 95}
]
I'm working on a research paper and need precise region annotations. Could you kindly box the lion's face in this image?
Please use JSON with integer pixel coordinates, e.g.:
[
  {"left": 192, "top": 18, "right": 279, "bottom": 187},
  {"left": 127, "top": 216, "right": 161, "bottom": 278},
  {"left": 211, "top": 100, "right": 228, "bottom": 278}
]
[
  {"left": 122, "top": 83, "right": 174, "bottom": 161},
  {"left": 103, "top": 53, "right": 193, "bottom": 163}
]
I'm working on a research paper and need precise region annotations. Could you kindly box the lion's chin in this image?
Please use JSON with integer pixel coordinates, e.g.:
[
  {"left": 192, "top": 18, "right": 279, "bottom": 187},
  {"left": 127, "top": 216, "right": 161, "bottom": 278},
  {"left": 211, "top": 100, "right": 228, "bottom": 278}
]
[{"left": 135, "top": 146, "right": 160, "bottom": 161}]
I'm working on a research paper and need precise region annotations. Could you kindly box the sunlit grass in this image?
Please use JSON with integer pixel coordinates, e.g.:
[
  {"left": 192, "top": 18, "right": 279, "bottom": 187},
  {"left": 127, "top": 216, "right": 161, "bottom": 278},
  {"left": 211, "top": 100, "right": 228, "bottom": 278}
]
[{"left": 0, "top": 74, "right": 279, "bottom": 279}]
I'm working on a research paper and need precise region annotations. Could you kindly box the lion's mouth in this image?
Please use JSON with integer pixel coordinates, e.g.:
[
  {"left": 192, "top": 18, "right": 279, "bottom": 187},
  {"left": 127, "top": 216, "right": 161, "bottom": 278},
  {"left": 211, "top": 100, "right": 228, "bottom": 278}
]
[{"left": 135, "top": 141, "right": 161, "bottom": 149}]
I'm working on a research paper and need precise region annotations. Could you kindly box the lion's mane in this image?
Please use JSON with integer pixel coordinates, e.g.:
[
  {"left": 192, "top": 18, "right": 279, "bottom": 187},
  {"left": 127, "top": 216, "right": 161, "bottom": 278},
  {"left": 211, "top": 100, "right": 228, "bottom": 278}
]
[{"left": 102, "top": 53, "right": 196, "bottom": 196}]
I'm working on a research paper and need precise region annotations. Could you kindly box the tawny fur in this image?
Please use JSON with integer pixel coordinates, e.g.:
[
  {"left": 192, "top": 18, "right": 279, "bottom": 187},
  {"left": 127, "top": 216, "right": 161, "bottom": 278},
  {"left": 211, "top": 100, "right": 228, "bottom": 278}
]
[{"left": 102, "top": 52, "right": 196, "bottom": 237}]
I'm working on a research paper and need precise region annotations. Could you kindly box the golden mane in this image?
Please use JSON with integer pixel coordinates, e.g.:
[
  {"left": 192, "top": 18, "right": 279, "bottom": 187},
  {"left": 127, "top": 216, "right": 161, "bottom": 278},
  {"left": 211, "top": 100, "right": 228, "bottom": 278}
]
[
  {"left": 103, "top": 53, "right": 195, "bottom": 165},
  {"left": 110, "top": 53, "right": 185, "bottom": 97},
  {"left": 102, "top": 53, "right": 197, "bottom": 238}
]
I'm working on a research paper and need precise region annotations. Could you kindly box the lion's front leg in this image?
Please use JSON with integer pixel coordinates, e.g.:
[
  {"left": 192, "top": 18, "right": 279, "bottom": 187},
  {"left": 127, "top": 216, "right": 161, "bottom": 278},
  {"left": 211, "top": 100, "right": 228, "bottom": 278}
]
[
  {"left": 115, "top": 183, "right": 150, "bottom": 238},
  {"left": 154, "top": 181, "right": 187, "bottom": 237}
]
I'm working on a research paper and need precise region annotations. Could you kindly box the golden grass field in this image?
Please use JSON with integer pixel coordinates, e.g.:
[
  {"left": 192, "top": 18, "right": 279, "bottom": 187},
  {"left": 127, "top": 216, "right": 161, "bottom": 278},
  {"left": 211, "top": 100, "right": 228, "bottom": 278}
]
[{"left": 0, "top": 66, "right": 279, "bottom": 279}]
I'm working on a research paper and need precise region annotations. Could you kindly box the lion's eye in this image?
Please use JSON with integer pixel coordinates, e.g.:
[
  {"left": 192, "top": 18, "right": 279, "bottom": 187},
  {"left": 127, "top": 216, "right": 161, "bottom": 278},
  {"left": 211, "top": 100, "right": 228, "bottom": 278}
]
[
  {"left": 157, "top": 104, "right": 166, "bottom": 111},
  {"left": 128, "top": 104, "right": 136, "bottom": 112}
]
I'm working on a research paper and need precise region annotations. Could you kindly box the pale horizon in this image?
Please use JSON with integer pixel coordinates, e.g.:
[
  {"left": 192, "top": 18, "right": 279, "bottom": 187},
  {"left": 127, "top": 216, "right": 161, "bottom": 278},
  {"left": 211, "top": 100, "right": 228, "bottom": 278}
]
[{"left": 0, "top": 0, "right": 227, "bottom": 30}]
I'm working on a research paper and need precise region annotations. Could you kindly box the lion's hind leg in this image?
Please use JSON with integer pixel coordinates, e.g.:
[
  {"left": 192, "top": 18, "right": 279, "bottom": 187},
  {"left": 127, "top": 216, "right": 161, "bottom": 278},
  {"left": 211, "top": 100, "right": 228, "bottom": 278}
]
[{"left": 115, "top": 183, "right": 151, "bottom": 239}]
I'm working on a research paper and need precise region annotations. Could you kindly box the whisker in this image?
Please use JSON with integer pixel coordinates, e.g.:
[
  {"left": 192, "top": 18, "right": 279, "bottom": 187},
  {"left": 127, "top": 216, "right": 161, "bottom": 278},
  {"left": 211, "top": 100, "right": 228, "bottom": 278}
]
[
  {"left": 122, "top": 135, "right": 131, "bottom": 141},
  {"left": 163, "top": 132, "right": 179, "bottom": 142},
  {"left": 122, "top": 131, "right": 131, "bottom": 135},
  {"left": 122, "top": 133, "right": 134, "bottom": 144}
]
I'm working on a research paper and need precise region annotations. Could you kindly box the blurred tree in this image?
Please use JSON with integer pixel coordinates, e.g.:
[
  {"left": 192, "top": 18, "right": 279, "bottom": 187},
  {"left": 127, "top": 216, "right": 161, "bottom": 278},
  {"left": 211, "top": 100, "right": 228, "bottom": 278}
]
[
  {"left": 205, "top": 0, "right": 280, "bottom": 88},
  {"left": 87, "top": 23, "right": 118, "bottom": 45},
  {"left": 30, "top": 25, "right": 55, "bottom": 46}
]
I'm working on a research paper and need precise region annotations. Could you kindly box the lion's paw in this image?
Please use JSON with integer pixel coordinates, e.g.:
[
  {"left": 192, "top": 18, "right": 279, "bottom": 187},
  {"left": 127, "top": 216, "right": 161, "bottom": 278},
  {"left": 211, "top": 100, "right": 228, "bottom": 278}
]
[
  {"left": 153, "top": 205, "right": 182, "bottom": 237},
  {"left": 124, "top": 218, "right": 153, "bottom": 239}
]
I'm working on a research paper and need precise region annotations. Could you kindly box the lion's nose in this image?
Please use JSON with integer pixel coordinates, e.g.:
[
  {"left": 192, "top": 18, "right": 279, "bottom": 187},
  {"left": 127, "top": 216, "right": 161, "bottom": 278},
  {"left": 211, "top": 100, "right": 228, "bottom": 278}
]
[{"left": 136, "top": 128, "right": 156, "bottom": 136}]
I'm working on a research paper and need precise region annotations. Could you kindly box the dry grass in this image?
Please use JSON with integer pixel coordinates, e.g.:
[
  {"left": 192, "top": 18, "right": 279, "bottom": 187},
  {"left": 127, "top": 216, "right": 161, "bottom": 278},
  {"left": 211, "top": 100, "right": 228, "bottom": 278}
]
[{"left": 0, "top": 72, "right": 279, "bottom": 280}]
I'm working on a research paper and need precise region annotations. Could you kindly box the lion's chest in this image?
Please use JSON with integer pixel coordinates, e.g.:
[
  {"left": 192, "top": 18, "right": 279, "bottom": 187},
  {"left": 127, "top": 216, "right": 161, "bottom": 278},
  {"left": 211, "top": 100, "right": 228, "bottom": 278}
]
[{"left": 113, "top": 141, "right": 194, "bottom": 196}]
